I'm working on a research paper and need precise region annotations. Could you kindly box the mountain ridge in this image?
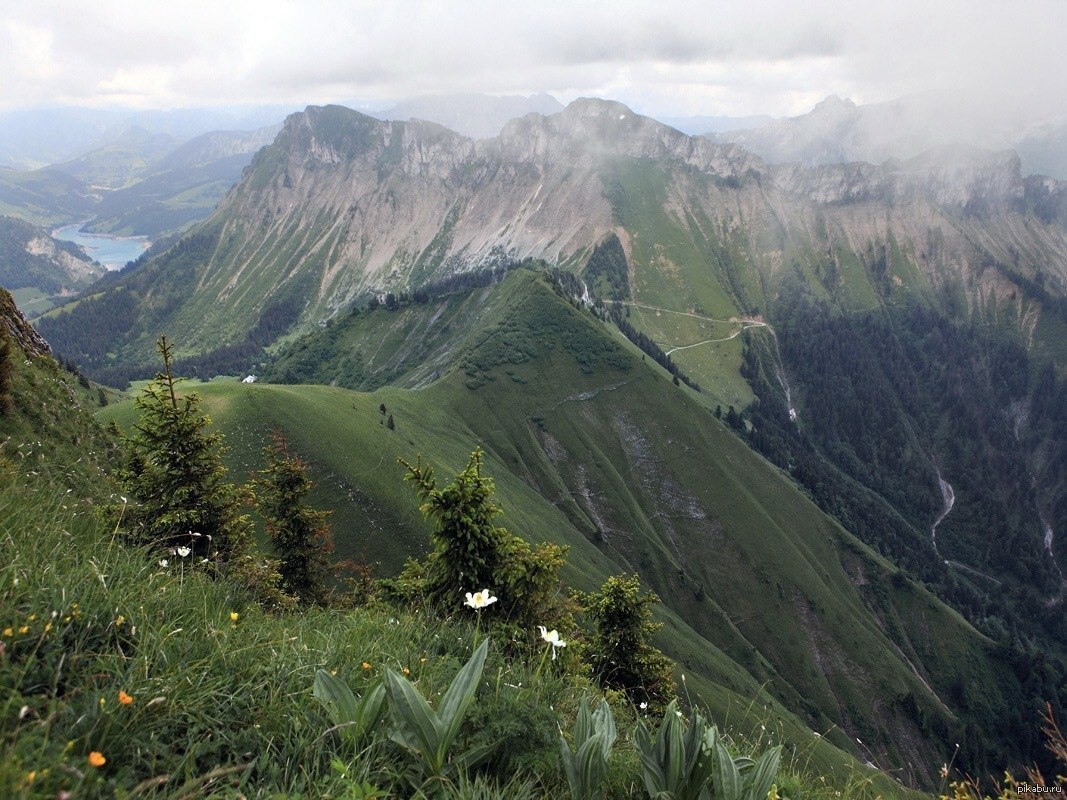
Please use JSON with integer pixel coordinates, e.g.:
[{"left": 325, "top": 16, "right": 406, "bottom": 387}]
[{"left": 40, "top": 97, "right": 1067, "bottom": 370}]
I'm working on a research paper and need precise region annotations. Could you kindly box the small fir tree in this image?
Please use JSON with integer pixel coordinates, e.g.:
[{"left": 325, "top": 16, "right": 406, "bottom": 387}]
[
  {"left": 255, "top": 431, "right": 335, "bottom": 605},
  {"left": 394, "top": 448, "right": 571, "bottom": 634},
  {"left": 584, "top": 574, "right": 676, "bottom": 713},
  {"left": 400, "top": 448, "right": 508, "bottom": 602},
  {"left": 121, "top": 336, "right": 253, "bottom": 567}
]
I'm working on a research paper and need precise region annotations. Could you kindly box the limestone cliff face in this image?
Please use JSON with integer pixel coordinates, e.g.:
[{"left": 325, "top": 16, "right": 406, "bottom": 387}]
[
  {"left": 0, "top": 288, "right": 52, "bottom": 356},
  {"left": 66, "top": 98, "right": 1067, "bottom": 355},
  {"left": 0, "top": 215, "right": 104, "bottom": 295}
]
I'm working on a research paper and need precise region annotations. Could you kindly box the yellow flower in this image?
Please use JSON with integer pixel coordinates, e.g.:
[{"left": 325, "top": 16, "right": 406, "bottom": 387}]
[
  {"left": 114, "top": 615, "right": 126, "bottom": 626},
  {"left": 118, "top": 690, "right": 134, "bottom": 705},
  {"left": 18, "top": 625, "right": 28, "bottom": 634},
  {"left": 44, "top": 622, "right": 52, "bottom": 633},
  {"left": 27, "top": 614, "right": 36, "bottom": 622},
  {"left": 230, "top": 612, "right": 239, "bottom": 622},
  {"left": 25, "top": 771, "right": 36, "bottom": 784},
  {"left": 402, "top": 667, "right": 411, "bottom": 675},
  {"left": 2, "top": 627, "right": 11, "bottom": 637},
  {"left": 88, "top": 751, "right": 106, "bottom": 768},
  {"left": 362, "top": 661, "right": 372, "bottom": 670},
  {"left": 99, "top": 697, "right": 106, "bottom": 707}
]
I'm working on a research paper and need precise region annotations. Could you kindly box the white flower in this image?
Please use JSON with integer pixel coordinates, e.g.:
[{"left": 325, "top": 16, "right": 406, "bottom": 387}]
[
  {"left": 537, "top": 625, "right": 567, "bottom": 659},
  {"left": 639, "top": 702, "right": 648, "bottom": 710},
  {"left": 158, "top": 559, "right": 169, "bottom": 568},
  {"left": 176, "top": 546, "right": 191, "bottom": 558},
  {"left": 464, "top": 590, "right": 498, "bottom": 610}
]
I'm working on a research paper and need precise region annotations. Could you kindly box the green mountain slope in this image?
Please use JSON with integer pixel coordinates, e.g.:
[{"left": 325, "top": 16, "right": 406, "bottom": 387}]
[
  {"left": 36, "top": 100, "right": 1067, "bottom": 392},
  {"left": 100, "top": 271, "right": 1043, "bottom": 783}
]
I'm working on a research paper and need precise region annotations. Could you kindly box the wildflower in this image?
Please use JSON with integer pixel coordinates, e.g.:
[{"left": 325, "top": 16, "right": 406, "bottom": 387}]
[
  {"left": 403, "top": 667, "right": 411, "bottom": 675},
  {"left": 158, "top": 559, "right": 168, "bottom": 568},
  {"left": 18, "top": 625, "right": 28, "bottom": 634},
  {"left": 26, "top": 771, "right": 36, "bottom": 784},
  {"left": 941, "top": 764, "right": 949, "bottom": 779},
  {"left": 88, "top": 751, "right": 106, "bottom": 768},
  {"left": 118, "top": 690, "right": 134, "bottom": 705},
  {"left": 114, "top": 615, "right": 125, "bottom": 626},
  {"left": 229, "top": 612, "right": 239, "bottom": 622},
  {"left": 639, "top": 701, "right": 648, "bottom": 710},
  {"left": 44, "top": 622, "right": 52, "bottom": 633},
  {"left": 176, "top": 546, "right": 191, "bottom": 558},
  {"left": 464, "top": 589, "right": 498, "bottom": 610},
  {"left": 362, "top": 662, "right": 372, "bottom": 670},
  {"left": 2, "top": 628, "right": 11, "bottom": 637},
  {"left": 537, "top": 625, "right": 567, "bottom": 660}
]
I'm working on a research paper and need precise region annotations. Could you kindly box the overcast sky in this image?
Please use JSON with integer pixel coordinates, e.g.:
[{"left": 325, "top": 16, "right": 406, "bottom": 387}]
[{"left": 2, "top": 0, "right": 1064, "bottom": 121}]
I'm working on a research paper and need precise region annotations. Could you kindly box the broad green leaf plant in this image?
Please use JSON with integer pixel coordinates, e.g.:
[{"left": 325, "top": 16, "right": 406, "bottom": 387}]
[
  {"left": 634, "top": 699, "right": 782, "bottom": 800},
  {"left": 560, "top": 696, "right": 617, "bottom": 800},
  {"left": 384, "top": 638, "right": 496, "bottom": 785},
  {"left": 313, "top": 669, "right": 387, "bottom": 752}
]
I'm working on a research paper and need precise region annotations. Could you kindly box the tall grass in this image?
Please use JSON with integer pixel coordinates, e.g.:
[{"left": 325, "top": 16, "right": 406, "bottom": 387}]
[{"left": 0, "top": 480, "right": 912, "bottom": 798}]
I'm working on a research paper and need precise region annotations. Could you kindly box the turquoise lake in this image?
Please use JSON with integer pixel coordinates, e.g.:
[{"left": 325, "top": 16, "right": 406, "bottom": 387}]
[{"left": 52, "top": 223, "right": 150, "bottom": 271}]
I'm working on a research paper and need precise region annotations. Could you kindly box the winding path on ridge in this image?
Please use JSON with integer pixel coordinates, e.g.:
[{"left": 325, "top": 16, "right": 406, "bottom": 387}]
[
  {"left": 663, "top": 322, "right": 769, "bottom": 355},
  {"left": 606, "top": 300, "right": 797, "bottom": 421}
]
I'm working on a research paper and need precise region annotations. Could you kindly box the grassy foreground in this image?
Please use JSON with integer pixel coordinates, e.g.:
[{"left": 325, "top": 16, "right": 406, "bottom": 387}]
[{"left": 0, "top": 477, "right": 907, "bottom": 799}]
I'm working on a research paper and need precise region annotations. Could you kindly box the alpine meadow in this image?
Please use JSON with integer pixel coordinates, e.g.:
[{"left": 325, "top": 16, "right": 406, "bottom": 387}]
[{"left": 2, "top": 3, "right": 1066, "bottom": 798}]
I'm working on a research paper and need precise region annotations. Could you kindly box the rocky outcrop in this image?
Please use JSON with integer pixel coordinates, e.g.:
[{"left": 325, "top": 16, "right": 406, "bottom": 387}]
[
  {"left": 42, "top": 98, "right": 1067, "bottom": 360},
  {"left": 0, "top": 287, "right": 52, "bottom": 356},
  {"left": 0, "top": 215, "right": 104, "bottom": 294}
]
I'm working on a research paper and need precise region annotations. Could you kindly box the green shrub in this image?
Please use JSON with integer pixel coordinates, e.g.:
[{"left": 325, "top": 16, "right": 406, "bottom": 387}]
[
  {"left": 465, "top": 683, "right": 560, "bottom": 778},
  {"left": 395, "top": 448, "right": 573, "bottom": 642},
  {"left": 583, "top": 575, "right": 676, "bottom": 713},
  {"left": 256, "top": 430, "right": 336, "bottom": 606},
  {"left": 117, "top": 336, "right": 289, "bottom": 608}
]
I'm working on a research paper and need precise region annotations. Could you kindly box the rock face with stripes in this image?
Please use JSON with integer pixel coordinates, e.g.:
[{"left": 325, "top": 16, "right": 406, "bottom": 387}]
[{"left": 39, "top": 98, "right": 1067, "bottom": 363}]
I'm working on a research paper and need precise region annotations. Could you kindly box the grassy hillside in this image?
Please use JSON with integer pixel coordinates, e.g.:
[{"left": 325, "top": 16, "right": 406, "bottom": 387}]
[
  {"left": 100, "top": 271, "right": 1039, "bottom": 784},
  {"left": 0, "top": 286, "right": 916, "bottom": 799}
]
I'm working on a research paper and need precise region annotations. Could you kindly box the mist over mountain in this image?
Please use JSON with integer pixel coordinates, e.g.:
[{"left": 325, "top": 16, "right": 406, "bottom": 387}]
[
  {"left": 0, "top": 104, "right": 296, "bottom": 171},
  {"left": 716, "top": 91, "right": 1067, "bottom": 179},
  {"left": 374, "top": 92, "right": 565, "bottom": 138}
]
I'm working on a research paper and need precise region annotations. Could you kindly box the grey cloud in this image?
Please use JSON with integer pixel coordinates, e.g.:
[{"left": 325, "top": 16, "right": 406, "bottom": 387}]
[{"left": 0, "top": 0, "right": 1062, "bottom": 126}]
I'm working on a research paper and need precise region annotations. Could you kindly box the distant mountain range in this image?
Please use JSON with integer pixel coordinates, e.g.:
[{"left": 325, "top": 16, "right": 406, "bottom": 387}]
[
  {"left": 715, "top": 92, "right": 1067, "bottom": 179},
  {"left": 43, "top": 98, "right": 1064, "bottom": 357}
]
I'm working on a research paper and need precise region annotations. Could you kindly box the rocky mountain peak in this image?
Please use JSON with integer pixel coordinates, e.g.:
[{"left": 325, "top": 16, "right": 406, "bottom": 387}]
[{"left": 811, "top": 94, "right": 857, "bottom": 116}]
